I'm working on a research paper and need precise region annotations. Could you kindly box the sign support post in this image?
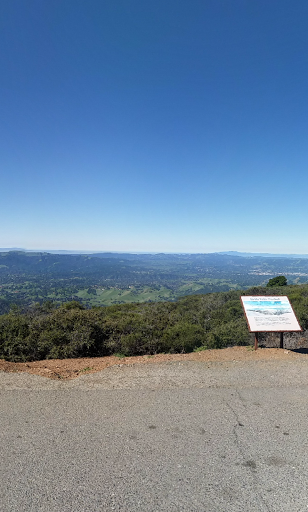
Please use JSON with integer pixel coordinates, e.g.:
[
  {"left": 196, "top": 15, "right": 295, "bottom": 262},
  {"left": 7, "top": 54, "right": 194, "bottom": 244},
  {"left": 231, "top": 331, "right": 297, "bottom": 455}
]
[
  {"left": 280, "top": 332, "right": 284, "bottom": 349},
  {"left": 254, "top": 332, "right": 258, "bottom": 351}
]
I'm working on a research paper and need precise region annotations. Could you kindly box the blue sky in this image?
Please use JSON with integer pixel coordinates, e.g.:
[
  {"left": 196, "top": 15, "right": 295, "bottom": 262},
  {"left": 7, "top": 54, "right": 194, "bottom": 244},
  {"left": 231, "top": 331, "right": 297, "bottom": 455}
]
[{"left": 1, "top": 0, "right": 308, "bottom": 253}]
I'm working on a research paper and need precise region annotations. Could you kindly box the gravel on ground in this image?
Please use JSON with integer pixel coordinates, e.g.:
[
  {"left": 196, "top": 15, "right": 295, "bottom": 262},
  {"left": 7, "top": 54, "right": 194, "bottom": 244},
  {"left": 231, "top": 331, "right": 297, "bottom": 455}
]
[{"left": 0, "top": 345, "right": 306, "bottom": 380}]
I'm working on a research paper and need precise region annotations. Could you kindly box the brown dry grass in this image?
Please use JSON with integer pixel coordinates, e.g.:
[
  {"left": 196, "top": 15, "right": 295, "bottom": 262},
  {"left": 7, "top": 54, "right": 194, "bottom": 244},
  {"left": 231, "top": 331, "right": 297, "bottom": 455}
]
[{"left": 1, "top": 346, "right": 307, "bottom": 380}]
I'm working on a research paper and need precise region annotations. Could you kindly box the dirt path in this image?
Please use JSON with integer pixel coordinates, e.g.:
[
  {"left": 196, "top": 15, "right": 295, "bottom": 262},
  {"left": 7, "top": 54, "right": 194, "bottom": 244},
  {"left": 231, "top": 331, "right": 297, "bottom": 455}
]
[{"left": 1, "top": 346, "right": 307, "bottom": 380}]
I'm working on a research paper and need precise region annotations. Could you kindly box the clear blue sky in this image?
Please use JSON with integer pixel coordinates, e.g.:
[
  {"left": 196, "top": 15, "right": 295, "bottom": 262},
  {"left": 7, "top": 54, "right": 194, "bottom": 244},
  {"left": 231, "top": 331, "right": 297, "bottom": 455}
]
[{"left": 1, "top": 0, "right": 308, "bottom": 253}]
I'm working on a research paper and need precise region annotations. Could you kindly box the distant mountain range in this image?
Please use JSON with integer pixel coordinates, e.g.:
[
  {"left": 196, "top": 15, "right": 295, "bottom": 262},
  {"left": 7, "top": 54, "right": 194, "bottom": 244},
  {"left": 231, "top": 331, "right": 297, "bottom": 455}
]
[
  {"left": 1, "top": 248, "right": 308, "bottom": 259},
  {"left": 0, "top": 248, "right": 104, "bottom": 255},
  {"left": 217, "top": 251, "right": 308, "bottom": 259}
]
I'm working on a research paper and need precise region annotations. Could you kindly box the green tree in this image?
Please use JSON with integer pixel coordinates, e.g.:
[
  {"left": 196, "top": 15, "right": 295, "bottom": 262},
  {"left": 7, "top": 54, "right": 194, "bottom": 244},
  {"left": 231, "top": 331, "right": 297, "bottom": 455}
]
[{"left": 266, "top": 276, "right": 287, "bottom": 287}]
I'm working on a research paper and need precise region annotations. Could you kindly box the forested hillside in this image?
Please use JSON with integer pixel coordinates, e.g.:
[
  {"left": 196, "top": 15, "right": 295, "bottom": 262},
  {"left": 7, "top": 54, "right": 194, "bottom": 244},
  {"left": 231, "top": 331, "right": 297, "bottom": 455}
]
[{"left": 1, "top": 284, "right": 307, "bottom": 362}]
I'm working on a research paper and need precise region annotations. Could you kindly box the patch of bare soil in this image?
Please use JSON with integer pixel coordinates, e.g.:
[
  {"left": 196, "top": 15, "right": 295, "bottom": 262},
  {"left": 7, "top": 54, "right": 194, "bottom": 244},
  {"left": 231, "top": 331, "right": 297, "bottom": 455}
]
[{"left": 1, "top": 346, "right": 307, "bottom": 380}]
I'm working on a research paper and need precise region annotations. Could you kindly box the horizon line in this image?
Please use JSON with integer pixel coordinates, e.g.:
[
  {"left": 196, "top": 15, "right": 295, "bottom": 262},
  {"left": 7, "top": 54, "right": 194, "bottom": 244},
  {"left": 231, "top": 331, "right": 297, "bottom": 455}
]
[{"left": 1, "top": 248, "right": 308, "bottom": 257}]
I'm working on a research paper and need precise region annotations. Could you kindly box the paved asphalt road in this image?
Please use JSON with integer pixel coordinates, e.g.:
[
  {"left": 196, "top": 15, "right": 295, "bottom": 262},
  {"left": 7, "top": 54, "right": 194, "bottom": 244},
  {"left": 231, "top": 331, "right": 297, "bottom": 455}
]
[{"left": 1, "top": 359, "right": 308, "bottom": 511}]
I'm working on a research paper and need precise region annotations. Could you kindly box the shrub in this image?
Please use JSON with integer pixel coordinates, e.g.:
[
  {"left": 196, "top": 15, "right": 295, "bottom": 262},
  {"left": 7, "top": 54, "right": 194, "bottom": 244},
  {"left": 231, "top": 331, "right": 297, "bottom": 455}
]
[
  {"left": 162, "top": 322, "right": 206, "bottom": 353},
  {"left": 1, "top": 283, "right": 306, "bottom": 362}
]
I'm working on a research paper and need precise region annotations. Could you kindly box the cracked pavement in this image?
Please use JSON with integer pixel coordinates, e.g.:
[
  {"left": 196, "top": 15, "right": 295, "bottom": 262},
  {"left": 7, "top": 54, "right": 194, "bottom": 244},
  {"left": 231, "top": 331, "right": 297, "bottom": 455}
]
[{"left": 1, "top": 359, "right": 308, "bottom": 511}]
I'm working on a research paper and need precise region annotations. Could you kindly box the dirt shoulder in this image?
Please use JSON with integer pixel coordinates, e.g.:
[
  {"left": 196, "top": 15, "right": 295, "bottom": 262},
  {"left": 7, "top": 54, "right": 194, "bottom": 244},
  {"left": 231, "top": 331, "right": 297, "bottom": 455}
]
[{"left": 1, "top": 346, "right": 307, "bottom": 380}]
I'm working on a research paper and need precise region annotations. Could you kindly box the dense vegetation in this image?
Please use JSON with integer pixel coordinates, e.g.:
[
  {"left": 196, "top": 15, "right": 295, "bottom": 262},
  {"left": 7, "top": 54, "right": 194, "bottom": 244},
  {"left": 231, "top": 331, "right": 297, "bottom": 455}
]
[
  {"left": 1, "top": 284, "right": 307, "bottom": 362},
  {"left": 1, "top": 251, "right": 308, "bottom": 313}
]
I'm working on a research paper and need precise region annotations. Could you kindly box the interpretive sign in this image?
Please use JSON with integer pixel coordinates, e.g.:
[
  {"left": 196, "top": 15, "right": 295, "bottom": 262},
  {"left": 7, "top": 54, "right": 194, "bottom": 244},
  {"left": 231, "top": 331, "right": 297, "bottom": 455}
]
[{"left": 240, "top": 296, "right": 302, "bottom": 332}]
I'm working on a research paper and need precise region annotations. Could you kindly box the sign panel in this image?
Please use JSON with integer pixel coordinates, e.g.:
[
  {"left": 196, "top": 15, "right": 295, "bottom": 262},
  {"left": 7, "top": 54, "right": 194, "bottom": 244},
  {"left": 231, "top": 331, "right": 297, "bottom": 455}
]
[{"left": 241, "top": 296, "right": 302, "bottom": 332}]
